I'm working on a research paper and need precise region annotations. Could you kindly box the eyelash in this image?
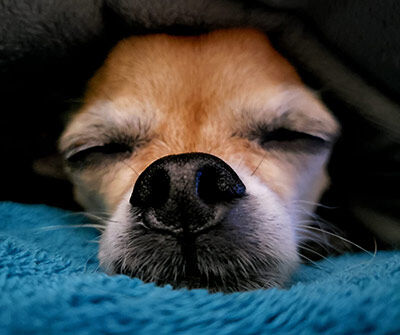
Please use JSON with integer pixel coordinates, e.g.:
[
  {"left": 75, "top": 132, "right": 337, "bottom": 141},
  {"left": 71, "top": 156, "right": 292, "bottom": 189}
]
[
  {"left": 66, "top": 142, "right": 133, "bottom": 166},
  {"left": 257, "top": 127, "right": 329, "bottom": 151},
  {"left": 261, "top": 128, "right": 325, "bottom": 143}
]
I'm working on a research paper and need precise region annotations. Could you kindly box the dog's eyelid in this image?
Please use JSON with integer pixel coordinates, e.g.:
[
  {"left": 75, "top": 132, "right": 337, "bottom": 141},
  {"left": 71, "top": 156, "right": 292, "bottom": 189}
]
[
  {"left": 63, "top": 141, "right": 134, "bottom": 167},
  {"left": 264, "top": 127, "right": 326, "bottom": 142},
  {"left": 63, "top": 142, "right": 105, "bottom": 160},
  {"left": 61, "top": 131, "right": 141, "bottom": 159},
  {"left": 283, "top": 119, "right": 338, "bottom": 143},
  {"left": 294, "top": 129, "right": 333, "bottom": 143},
  {"left": 253, "top": 122, "right": 335, "bottom": 143},
  {"left": 301, "top": 127, "right": 340, "bottom": 143},
  {"left": 246, "top": 124, "right": 336, "bottom": 154}
]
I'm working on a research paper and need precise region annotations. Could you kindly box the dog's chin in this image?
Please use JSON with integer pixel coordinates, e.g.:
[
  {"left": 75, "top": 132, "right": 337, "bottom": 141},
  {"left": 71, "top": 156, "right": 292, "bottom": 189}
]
[
  {"left": 98, "top": 184, "right": 300, "bottom": 292},
  {"left": 107, "top": 231, "right": 295, "bottom": 292}
]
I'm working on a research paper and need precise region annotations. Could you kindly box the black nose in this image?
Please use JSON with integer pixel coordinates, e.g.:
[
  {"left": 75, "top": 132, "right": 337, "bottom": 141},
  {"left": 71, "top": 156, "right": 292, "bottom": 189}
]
[{"left": 130, "top": 153, "right": 246, "bottom": 234}]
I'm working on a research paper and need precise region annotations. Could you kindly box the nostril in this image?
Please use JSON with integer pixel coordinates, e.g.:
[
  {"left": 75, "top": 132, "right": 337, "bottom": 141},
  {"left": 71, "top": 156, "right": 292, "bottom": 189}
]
[
  {"left": 130, "top": 168, "right": 170, "bottom": 209},
  {"left": 195, "top": 167, "right": 216, "bottom": 203},
  {"left": 148, "top": 169, "right": 170, "bottom": 208},
  {"left": 196, "top": 166, "right": 246, "bottom": 204}
]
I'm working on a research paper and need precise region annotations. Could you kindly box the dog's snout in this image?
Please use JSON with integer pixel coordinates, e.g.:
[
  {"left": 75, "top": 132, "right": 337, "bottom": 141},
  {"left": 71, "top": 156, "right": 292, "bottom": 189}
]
[{"left": 130, "top": 153, "right": 246, "bottom": 234}]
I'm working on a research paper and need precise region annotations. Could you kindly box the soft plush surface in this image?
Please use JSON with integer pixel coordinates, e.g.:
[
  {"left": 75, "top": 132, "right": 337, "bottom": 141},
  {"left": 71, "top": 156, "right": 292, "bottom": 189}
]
[{"left": 1, "top": 202, "right": 399, "bottom": 335}]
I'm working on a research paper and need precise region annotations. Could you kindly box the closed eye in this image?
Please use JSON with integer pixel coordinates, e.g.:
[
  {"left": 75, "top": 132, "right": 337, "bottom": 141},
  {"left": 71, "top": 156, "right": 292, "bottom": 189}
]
[
  {"left": 258, "top": 128, "right": 330, "bottom": 153},
  {"left": 261, "top": 128, "right": 325, "bottom": 143},
  {"left": 66, "top": 142, "right": 133, "bottom": 167}
]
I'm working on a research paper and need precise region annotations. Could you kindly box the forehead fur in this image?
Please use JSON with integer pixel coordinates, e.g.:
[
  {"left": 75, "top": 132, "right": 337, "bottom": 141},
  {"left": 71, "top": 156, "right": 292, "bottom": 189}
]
[{"left": 84, "top": 28, "right": 301, "bottom": 106}]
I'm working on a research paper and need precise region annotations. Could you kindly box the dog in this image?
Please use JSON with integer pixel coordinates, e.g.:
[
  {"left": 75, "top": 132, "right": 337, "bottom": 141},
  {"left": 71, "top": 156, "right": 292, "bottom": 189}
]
[{"left": 59, "top": 28, "right": 340, "bottom": 292}]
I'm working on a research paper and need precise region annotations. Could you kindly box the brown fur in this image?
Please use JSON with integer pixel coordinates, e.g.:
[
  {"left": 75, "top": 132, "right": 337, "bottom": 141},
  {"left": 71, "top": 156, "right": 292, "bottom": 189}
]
[{"left": 61, "top": 28, "right": 338, "bottom": 214}]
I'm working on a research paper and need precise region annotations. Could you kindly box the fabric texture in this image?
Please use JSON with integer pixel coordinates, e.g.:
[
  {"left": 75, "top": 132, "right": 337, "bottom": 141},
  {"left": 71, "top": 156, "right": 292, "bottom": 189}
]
[{"left": 1, "top": 202, "right": 399, "bottom": 335}]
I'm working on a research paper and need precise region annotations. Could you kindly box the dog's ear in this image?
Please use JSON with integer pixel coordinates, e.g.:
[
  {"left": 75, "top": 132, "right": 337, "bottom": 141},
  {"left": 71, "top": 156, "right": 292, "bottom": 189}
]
[{"left": 32, "top": 153, "right": 68, "bottom": 180}]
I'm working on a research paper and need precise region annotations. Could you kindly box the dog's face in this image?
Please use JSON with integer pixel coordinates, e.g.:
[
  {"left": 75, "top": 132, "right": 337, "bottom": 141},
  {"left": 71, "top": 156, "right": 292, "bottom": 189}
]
[{"left": 59, "top": 29, "right": 339, "bottom": 292}]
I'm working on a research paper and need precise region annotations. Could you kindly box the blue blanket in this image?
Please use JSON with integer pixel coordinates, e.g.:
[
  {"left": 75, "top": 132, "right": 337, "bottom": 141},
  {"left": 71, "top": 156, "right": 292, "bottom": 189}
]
[{"left": 1, "top": 202, "right": 399, "bottom": 335}]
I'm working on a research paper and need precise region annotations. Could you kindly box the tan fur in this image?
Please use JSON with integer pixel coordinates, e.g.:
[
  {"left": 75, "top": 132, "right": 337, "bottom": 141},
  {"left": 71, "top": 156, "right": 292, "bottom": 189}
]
[{"left": 61, "top": 28, "right": 338, "bottom": 214}]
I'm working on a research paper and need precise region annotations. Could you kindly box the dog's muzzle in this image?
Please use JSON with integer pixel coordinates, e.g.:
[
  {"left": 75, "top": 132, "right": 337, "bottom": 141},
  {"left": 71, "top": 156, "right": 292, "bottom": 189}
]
[{"left": 130, "top": 153, "right": 246, "bottom": 235}]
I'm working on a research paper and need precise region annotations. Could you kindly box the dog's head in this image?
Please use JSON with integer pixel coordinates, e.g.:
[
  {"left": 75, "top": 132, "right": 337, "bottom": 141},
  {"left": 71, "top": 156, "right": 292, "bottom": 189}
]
[{"left": 59, "top": 28, "right": 339, "bottom": 292}]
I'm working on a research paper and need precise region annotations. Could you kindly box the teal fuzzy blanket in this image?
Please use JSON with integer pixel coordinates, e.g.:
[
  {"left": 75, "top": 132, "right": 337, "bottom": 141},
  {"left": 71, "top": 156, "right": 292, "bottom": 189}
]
[{"left": 1, "top": 202, "right": 399, "bottom": 335}]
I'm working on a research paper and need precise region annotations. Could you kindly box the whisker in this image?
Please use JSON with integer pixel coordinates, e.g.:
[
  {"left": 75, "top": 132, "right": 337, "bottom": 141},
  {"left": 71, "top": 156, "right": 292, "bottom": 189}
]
[
  {"left": 35, "top": 211, "right": 116, "bottom": 224},
  {"left": 297, "top": 244, "right": 335, "bottom": 264},
  {"left": 298, "top": 254, "right": 331, "bottom": 272},
  {"left": 294, "top": 215, "right": 343, "bottom": 252},
  {"left": 91, "top": 262, "right": 102, "bottom": 274},
  {"left": 232, "top": 154, "right": 245, "bottom": 172},
  {"left": 83, "top": 251, "right": 100, "bottom": 273},
  {"left": 291, "top": 199, "right": 337, "bottom": 210},
  {"left": 341, "top": 237, "right": 379, "bottom": 273},
  {"left": 296, "top": 217, "right": 344, "bottom": 239},
  {"left": 79, "top": 213, "right": 108, "bottom": 224},
  {"left": 297, "top": 225, "right": 374, "bottom": 256},
  {"left": 78, "top": 212, "right": 122, "bottom": 224},
  {"left": 363, "top": 236, "right": 378, "bottom": 264},
  {"left": 251, "top": 154, "right": 266, "bottom": 176},
  {"left": 122, "top": 161, "right": 140, "bottom": 177},
  {"left": 82, "top": 214, "right": 122, "bottom": 225},
  {"left": 296, "top": 234, "right": 336, "bottom": 256},
  {"left": 237, "top": 154, "right": 245, "bottom": 170},
  {"left": 38, "top": 224, "right": 105, "bottom": 232},
  {"left": 302, "top": 237, "right": 335, "bottom": 253},
  {"left": 293, "top": 208, "right": 328, "bottom": 223},
  {"left": 62, "top": 210, "right": 111, "bottom": 217}
]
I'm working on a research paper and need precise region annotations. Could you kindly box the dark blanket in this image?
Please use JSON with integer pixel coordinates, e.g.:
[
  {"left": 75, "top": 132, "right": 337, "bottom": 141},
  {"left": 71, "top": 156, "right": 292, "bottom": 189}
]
[{"left": 0, "top": 0, "right": 399, "bottom": 245}]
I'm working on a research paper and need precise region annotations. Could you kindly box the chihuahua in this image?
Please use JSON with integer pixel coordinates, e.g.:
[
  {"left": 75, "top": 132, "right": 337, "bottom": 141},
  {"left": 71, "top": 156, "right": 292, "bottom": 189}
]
[{"left": 59, "top": 28, "right": 339, "bottom": 292}]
